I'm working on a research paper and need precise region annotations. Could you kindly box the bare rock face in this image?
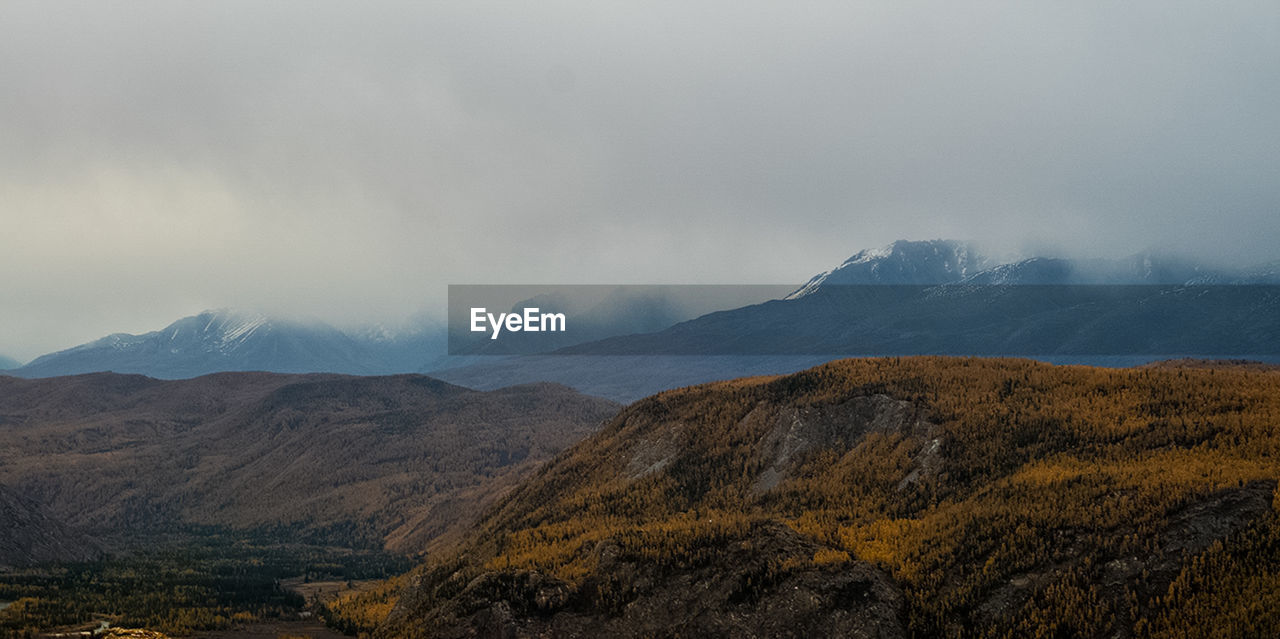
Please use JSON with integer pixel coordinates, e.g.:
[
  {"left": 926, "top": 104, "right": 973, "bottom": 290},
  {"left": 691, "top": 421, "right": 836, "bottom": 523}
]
[
  {"left": 389, "top": 391, "right": 931, "bottom": 639},
  {"left": 397, "top": 524, "right": 904, "bottom": 639},
  {"left": 751, "top": 394, "right": 934, "bottom": 493}
]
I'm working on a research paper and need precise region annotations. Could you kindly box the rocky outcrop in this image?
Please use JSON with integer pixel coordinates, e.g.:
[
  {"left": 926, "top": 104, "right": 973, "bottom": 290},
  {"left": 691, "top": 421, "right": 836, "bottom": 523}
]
[{"left": 396, "top": 524, "right": 903, "bottom": 639}]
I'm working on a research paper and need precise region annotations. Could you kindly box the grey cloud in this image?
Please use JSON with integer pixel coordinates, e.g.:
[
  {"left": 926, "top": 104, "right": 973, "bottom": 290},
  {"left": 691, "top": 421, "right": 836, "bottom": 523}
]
[{"left": 1, "top": 1, "right": 1278, "bottom": 360}]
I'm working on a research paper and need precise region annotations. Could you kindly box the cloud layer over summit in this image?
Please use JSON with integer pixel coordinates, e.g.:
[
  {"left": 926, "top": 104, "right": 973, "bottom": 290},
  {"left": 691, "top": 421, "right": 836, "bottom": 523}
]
[{"left": 2, "top": 1, "right": 1279, "bottom": 360}]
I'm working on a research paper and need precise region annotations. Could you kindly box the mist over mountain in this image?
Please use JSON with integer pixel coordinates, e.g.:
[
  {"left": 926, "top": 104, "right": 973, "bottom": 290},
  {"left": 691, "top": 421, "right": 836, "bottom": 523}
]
[
  {"left": 790, "top": 240, "right": 1276, "bottom": 293},
  {"left": 576, "top": 287, "right": 1277, "bottom": 356},
  {"left": 788, "top": 239, "right": 992, "bottom": 297},
  {"left": 12, "top": 309, "right": 446, "bottom": 380},
  {"left": 11, "top": 240, "right": 1280, "bottom": 388},
  {"left": 1241, "top": 259, "right": 1280, "bottom": 283},
  {"left": 957, "top": 253, "right": 1219, "bottom": 285},
  {"left": 432, "top": 241, "right": 1280, "bottom": 399},
  {"left": 5, "top": 3, "right": 1280, "bottom": 635},
  {"left": 348, "top": 315, "right": 450, "bottom": 373}
]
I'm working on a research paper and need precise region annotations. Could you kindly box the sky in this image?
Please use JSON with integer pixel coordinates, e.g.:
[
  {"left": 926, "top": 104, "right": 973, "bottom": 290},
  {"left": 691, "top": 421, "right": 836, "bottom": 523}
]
[{"left": 2, "top": 1, "right": 1279, "bottom": 361}]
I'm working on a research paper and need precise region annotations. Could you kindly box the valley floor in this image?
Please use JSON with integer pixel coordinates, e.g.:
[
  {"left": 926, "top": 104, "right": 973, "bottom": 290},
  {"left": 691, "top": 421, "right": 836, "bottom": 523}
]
[{"left": 189, "top": 619, "right": 347, "bottom": 639}]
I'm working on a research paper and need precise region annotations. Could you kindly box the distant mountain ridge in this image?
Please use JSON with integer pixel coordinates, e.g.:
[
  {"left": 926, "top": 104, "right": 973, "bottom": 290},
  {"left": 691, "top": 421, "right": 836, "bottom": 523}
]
[
  {"left": 11, "top": 240, "right": 1280, "bottom": 382},
  {"left": 13, "top": 309, "right": 446, "bottom": 380},
  {"left": 958, "top": 253, "right": 1214, "bottom": 285},
  {"left": 790, "top": 239, "right": 1273, "bottom": 294},
  {"left": 789, "top": 239, "right": 991, "bottom": 297},
  {"left": 559, "top": 240, "right": 1280, "bottom": 357},
  {"left": 0, "top": 354, "right": 20, "bottom": 370},
  {"left": 430, "top": 240, "right": 1280, "bottom": 398}
]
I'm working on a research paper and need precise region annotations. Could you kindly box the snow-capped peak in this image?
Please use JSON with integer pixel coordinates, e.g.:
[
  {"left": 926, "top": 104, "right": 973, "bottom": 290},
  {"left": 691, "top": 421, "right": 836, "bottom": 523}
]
[{"left": 787, "top": 239, "right": 988, "bottom": 298}]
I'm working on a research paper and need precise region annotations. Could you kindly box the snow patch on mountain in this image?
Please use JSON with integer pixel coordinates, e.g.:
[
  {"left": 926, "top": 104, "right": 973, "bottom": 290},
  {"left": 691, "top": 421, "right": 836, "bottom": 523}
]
[
  {"left": 792, "top": 242, "right": 1280, "bottom": 295},
  {"left": 788, "top": 239, "right": 989, "bottom": 298}
]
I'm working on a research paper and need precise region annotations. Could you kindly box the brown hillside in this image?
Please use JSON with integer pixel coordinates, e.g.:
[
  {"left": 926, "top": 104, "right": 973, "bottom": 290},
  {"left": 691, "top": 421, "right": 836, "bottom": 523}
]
[
  {"left": 0, "top": 372, "right": 619, "bottom": 553},
  {"left": 376, "top": 357, "right": 1280, "bottom": 638},
  {"left": 0, "top": 483, "right": 101, "bottom": 567}
]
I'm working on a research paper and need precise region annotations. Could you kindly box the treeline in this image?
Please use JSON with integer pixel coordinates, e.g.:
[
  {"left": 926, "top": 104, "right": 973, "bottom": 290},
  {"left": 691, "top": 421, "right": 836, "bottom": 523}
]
[
  {"left": 0, "top": 528, "right": 412, "bottom": 637},
  {"left": 370, "top": 357, "right": 1280, "bottom": 637},
  {"left": 322, "top": 578, "right": 405, "bottom": 637}
]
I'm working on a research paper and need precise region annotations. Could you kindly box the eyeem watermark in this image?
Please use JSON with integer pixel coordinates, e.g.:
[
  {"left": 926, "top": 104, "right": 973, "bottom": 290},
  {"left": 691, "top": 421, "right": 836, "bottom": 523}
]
[
  {"left": 449, "top": 284, "right": 793, "bottom": 354},
  {"left": 448, "top": 284, "right": 1280, "bottom": 357},
  {"left": 470, "top": 307, "right": 566, "bottom": 340}
]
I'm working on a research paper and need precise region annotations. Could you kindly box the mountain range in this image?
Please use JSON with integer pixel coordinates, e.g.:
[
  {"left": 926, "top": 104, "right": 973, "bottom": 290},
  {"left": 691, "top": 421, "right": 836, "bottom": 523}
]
[
  {"left": 11, "top": 310, "right": 447, "bottom": 380},
  {"left": 8, "top": 241, "right": 1280, "bottom": 391},
  {"left": 432, "top": 241, "right": 1280, "bottom": 398},
  {"left": 562, "top": 283, "right": 1280, "bottom": 357},
  {"left": 556, "top": 240, "right": 1280, "bottom": 357},
  {"left": 792, "top": 239, "right": 1278, "bottom": 291}
]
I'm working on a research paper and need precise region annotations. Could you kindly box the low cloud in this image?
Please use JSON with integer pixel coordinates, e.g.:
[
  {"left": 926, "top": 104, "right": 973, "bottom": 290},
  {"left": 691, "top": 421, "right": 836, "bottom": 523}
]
[{"left": 2, "top": 1, "right": 1278, "bottom": 359}]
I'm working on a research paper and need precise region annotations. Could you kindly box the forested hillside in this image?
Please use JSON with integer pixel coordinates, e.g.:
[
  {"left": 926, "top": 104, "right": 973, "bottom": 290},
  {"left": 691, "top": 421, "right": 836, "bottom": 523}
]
[
  {"left": 0, "top": 372, "right": 619, "bottom": 553},
  {"left": 360, "top": 357, "right": 1280, "bottom": 638},
  {"left": 0, "top": 484, "right": 101, "bottom": 567}
]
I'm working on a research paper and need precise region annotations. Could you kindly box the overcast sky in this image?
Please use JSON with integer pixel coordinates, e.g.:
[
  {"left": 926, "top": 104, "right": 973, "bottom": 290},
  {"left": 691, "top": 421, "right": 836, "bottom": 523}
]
[{"left": 2, "top": 1, "right": 1278, "bottom": 361}]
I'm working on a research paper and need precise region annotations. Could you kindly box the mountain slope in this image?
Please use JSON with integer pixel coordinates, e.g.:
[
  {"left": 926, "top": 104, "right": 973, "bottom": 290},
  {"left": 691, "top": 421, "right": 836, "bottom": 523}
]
[
  {"left": 13, "top": 310, "right": 448, "bottom": 379},
  {"left": 789, "top": 239, "right": 989, "bottom": 297},
  {"left": 562, "top": 239, "right": 1280, "bottom": 357},
  {"left": 374, "top": 358, "right": 1280, "bottom": 638},
  {"left": 791, "top": 240, "right": 1269, "bottom": 292},
  {"left": 0, "top": 484, "right": 101, "bottom": 567},
  {"left": 563, "top": 283, "right": 1280, "bottom": 356},
  {"left": 0, "top": 372, "right": 619, "bottom": 553},
  {"left": 959, "top": 252, "right": 1216, "bottom": 285},
  {"left": 351, "top": 315, "right": 449, "bottom": 373},
  {"left": 0, "top": 355, "right": 20, "bottom": 370},
  {"left": 434, "top": 241, "right": 1280, "bottom": 401},
  {"left": 429, "top": 355, "right": 834, "bottom": 403},
  {"left": 15, "top": 310, "right": 371, "bottom": 378}
]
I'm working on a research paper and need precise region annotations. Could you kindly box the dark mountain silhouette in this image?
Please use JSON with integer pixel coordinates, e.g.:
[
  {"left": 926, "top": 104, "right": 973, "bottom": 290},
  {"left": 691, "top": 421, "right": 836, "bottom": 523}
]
[
  {"left": 431, "top": 241, "right": 1280, "bottom": 400},
  {"left": 558, "top": 241, "right": 1280, "bottom": 357},
  {"left": 560, "top": 284, "right": 1280, "bottom": 356},
  {"left": 430, "top": 355, "right": 834, "bottom": 403}
]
